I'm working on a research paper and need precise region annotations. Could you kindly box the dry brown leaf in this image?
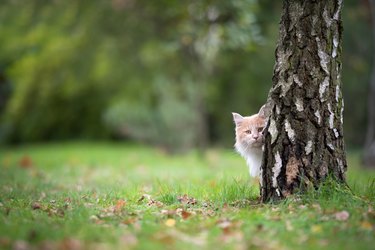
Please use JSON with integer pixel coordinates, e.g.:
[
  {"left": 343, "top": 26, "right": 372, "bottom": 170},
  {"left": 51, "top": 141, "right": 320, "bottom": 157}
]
[
  {"left": 137, "top": 194, "right": 151, "bottom": 203},
  {"left": 181, "top": 210, "right": 192, "bottom": 220},
  {"left": 147, "top": 199, "right": 164, "bottom": 207},
  {"left": 19, "top": 155, "right": 33, "bottom": 169},
  {"left": 161, "top": 209, "right": 176, "bottom": 216},
  {"left": 114, "top": 199, "right": 126, "bottom": 212},
  {"left": 47, "top": 208, "right": 65, "bottom": 217},
  {"left": 360, "top": 221, "right": 373, "bottom": 230},
  {"left": 216, "top": 218, "right": 242, "bottom": 235},
  {"left": 177, "top": 194, "right": 197, "bottom": 205},
  {"left": 334, "top": 210, "right": 350, "bottom": 221},
  {"left": 138, "top": 194, "right": 164, "bottom": 207},
  {"left": 122, "top": 217, "right": 137, "bottom": 225},
  {"left": 221, "top": 203, "right": 230, "bottom": 213},
  {"left": 32, "top": 202, "right": 42, "bottom": 210},
  {"left": 64, "top": 197, "right": 72, "bottom": 204}
]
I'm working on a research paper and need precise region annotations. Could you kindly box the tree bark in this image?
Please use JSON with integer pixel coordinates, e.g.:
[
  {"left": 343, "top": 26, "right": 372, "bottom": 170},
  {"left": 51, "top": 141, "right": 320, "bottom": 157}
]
[
  {"left": 363, "top": 0, "right": 375, "bottom": 168},
  {"left": 261, "top": 0, "right": 347, "bottom": 202}
]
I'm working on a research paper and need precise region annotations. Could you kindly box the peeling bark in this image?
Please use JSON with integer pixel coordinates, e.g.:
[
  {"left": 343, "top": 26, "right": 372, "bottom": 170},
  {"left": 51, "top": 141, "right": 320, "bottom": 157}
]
[{"left": 261, "top": 0, "right": 347, "bottom": 202}]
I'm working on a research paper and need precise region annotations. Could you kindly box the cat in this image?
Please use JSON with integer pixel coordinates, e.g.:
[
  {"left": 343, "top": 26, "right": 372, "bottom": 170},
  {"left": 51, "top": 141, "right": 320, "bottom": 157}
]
[{"left": 232, "top": 107, "right": 266, "bottom": 178}]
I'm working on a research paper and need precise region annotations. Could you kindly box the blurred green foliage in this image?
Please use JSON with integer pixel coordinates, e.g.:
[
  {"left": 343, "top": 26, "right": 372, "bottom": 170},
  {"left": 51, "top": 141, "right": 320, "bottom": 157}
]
[{"left": 0, "top": 0, "right": 372, "bottom": 151}]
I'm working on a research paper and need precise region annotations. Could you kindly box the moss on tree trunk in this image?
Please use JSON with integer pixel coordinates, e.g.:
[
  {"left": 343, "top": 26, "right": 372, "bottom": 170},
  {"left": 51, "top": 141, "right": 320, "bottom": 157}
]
[{"left": 261, "top": 0, "right": 347, "bottom": 202}]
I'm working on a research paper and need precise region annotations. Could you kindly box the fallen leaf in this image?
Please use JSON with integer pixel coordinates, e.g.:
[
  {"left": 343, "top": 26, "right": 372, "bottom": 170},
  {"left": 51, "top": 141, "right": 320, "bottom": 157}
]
[
  {"left": 114, "top": 199, "right": 126, "bottom": 212},
  {"left": 221, "top": 203, "right": 230, "bottom": 213},
  {"left": 360, "top": 221, "right": 373, "bottom": 230},
  {"left": 216, "top": 218, "right": 242, "bottom": 235},
  {"left": 147, "top": 199, "right": 164, "bottom": 207},
  {"left": 165, "top": 219, "right": 176, "bottom": 227},
  {"left": 137, "top": 194, "right": 151, "bottom": 203},
  {"left": 19, "top": 155, "right": 33, "bottom": 169},
  {"left": 47, "top": 208, "right": 65, "bottom": 217},
  {"left": 181, "top": 210, "right": 192, "bottom": 220},
  {"left": 334, "top": 210, "right": 350, "bottom": 221},
  {"left": 202, "top": 209, "right": 215, "bottom": 217},
  {"left": 122, "top": 218, "right": 137, "bottom": 225},
  {"left": 161, "top": 209, "right": 176, "bottom": 216},
  {"left": 177, "top": 194, "right": 197, "bottom": 205},
  {"left": 138, "top": 194, "right": 164, "bottom": 207},
  {"left": 32, "top": 202, "right": 42, "bottom": 210}
]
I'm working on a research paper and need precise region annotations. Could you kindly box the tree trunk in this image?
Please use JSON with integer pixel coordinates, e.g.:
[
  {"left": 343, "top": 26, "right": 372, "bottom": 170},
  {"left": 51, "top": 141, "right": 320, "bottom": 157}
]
[
  {"left": 261, "top": 0, "right": 347, "bottom": 202},
  {"left": 363, "top": 0, "right": 375, "bottom": 168}
]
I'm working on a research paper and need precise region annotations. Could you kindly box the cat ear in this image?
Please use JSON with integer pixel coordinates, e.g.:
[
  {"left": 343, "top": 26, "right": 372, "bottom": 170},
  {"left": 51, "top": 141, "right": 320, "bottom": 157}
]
[
  {"left": 258, "top": 104, "right": 271, "bottom": 119},
  {"left": 232, "top": 112, "right": 244, "bottom": 126}
]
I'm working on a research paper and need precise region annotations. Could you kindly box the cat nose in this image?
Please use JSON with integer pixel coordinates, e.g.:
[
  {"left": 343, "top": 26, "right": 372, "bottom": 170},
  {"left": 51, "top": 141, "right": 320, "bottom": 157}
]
[{"left": 253, "top": 135, "right": 259, "bottom": 140}]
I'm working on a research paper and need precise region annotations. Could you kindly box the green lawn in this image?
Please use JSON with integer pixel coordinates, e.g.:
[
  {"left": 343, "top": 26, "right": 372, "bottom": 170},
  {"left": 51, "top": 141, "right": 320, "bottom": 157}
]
[{"left": 0, "top": 142, "right": 374, "bottom": 250}]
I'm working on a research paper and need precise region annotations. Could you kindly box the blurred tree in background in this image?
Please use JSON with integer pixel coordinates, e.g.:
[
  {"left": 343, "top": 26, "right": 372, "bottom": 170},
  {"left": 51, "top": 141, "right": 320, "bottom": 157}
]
[{"left": 0, "top": 0, "right": 372, "bottom": 152}]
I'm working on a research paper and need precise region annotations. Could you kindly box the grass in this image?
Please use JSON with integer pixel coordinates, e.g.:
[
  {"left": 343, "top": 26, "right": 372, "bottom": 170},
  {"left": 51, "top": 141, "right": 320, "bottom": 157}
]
[{"left": 0, "top": 142, "right": 374, "bottom": 250}]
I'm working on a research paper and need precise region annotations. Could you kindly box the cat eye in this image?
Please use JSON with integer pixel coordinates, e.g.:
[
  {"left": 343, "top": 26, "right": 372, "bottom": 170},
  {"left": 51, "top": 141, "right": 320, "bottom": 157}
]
[
  {"left": 245, "top": 130, "right": 251, "bottom": 134},
  {"left": 258, "top": 127, "right": 264, "bottom": 133}
]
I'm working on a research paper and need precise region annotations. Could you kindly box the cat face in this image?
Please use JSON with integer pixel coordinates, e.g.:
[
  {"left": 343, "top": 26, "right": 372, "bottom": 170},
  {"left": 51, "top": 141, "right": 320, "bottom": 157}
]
[{"left": 232, "top": 112, "right": 265, "bottom": 148}]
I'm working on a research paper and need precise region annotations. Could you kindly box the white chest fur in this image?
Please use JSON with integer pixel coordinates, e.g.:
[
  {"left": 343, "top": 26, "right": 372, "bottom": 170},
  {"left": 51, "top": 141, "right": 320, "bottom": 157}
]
[{"left": 235, "top": 142, "right": 262, "bottom": 177}]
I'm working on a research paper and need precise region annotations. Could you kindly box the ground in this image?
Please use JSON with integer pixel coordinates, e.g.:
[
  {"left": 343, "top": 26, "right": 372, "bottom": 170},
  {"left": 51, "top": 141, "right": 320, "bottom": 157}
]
[{"left": 0, "top": 142, "right": 374, "bottom": 250}]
